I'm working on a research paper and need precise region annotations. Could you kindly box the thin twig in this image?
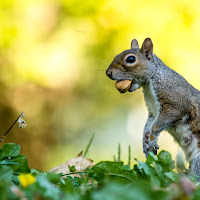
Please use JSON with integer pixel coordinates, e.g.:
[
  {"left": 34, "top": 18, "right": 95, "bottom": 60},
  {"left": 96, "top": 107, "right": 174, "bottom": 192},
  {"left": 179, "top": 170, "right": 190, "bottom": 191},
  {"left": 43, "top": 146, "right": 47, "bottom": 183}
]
[{"left": 0, "top": 111, "right": 25, "bottom": 142}]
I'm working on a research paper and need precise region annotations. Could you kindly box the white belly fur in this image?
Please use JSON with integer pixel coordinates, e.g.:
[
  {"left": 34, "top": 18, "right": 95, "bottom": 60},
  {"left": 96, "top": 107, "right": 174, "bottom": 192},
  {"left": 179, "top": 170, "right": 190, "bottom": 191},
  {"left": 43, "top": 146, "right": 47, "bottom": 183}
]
[
  {"left": 167, "top": 116, "right": 200, "bottom": 163},
  {"left": 142, "top": 80, "right": 160, "bottom": 117}
]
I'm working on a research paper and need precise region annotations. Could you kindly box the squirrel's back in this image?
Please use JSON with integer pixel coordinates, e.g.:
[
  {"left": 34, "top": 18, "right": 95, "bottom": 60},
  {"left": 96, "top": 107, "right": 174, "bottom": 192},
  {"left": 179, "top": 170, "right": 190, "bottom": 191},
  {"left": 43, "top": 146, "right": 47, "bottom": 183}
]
[{"left": 151, "top": 54, "right": 200, "bottom": 110}]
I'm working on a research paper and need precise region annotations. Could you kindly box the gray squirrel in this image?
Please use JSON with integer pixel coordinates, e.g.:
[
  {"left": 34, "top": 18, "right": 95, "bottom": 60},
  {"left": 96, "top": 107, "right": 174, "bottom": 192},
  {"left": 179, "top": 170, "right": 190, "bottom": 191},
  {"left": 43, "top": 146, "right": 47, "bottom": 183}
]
[{"left": 106, "top": 38, "right": 200, "bottom": 179}]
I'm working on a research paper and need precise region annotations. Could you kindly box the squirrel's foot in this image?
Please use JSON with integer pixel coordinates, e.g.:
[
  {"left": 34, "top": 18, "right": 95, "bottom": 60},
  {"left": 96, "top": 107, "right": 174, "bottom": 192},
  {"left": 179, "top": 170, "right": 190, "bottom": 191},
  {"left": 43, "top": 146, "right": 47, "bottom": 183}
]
[
  {"left": 149, "top": 140, "right": 159, "bottom": 156},
  {"left": 143, "top": 132, "right": 159, "bottom": 158}
]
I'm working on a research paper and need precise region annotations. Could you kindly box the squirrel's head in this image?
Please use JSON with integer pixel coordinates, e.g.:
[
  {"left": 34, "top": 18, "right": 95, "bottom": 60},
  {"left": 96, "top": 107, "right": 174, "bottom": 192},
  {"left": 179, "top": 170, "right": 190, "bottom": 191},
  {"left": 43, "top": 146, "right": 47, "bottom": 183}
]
[{"left": 106, "top": 38, "right": 155, "bottom": 93}]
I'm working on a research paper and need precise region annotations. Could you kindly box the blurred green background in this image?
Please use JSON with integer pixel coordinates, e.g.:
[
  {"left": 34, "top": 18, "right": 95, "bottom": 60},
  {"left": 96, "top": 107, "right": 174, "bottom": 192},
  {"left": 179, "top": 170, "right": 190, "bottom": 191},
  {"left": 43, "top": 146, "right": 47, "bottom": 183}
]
[{"left": 0, "top": 0, "right": 200, "bottom": 170}]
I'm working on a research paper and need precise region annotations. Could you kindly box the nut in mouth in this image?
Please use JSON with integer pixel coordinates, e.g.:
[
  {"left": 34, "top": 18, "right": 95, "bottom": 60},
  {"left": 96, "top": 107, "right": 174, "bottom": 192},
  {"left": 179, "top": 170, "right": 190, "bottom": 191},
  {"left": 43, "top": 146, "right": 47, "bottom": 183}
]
[{"left": 115, "top": 80, "right": 133, "bottom": 93}]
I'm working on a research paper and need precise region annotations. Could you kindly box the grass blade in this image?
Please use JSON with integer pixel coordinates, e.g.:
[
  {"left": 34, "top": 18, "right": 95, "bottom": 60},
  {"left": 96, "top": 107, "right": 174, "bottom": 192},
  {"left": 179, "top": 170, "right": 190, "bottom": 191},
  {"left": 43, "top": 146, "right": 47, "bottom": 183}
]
[
  {"left": 84, "top": 133, "right": 95, "bottom": 157},
  {"left": 118, "top": 143, "right": 121, "bottom": 162},
  {"left": 128, "top": 145, "right": 131, "bottom": 167},
  {"left": 113, "top": 155, "right": 117, "bottom": 162}
]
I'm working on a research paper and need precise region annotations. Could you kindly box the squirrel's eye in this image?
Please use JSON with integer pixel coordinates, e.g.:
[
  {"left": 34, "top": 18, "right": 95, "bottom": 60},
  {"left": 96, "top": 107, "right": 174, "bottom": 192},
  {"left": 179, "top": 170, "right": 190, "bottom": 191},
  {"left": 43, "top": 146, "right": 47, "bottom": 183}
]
[{"left": 126, "top": 56, "right": 136, "bottom": 64}]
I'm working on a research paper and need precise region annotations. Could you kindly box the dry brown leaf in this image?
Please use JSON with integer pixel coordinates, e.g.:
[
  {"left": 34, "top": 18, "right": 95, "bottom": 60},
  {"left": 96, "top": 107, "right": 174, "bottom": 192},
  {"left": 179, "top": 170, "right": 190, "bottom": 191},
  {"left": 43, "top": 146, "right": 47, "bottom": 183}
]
[{"left": 48, "top": 151, "right": 95, "bottom": 178}]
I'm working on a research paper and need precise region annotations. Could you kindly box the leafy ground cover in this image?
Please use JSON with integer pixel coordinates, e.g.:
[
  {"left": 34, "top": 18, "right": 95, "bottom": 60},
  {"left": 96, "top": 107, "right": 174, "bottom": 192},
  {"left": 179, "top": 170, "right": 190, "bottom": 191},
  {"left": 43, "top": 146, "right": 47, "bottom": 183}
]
[{"left": 0, "top": 143, "right": 200, "bottom": 200}]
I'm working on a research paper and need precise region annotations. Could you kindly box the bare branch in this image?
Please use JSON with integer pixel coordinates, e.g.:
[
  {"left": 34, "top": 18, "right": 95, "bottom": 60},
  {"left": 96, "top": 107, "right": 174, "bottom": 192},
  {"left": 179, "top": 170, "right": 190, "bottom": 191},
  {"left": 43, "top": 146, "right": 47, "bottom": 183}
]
[{"left": 0, "top": 111, "right": 26, "bottom": 142}]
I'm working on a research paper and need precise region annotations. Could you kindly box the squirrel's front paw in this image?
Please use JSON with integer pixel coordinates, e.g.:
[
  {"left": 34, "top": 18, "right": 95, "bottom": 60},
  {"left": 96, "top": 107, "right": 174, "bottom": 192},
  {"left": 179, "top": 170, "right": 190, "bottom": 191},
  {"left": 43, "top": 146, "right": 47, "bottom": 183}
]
[
  {"left": 149, "top": 140, "right": 159, "bottom": 156},
  {"left": 143, "top": 132, "right": 159, "bottom": 158}
]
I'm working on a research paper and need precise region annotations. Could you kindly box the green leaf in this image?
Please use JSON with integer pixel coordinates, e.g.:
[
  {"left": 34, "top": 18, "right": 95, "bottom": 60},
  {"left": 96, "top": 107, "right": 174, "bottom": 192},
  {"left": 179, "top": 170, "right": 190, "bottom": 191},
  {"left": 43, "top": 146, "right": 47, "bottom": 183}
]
[
  {"left": 164, "top": 161, "right": 175, "bottom": 172},
  {"left": 156, "top": 151, "right": 175, "bottom": 172},
  {"left": 89, "top": 161, "right": 136, "bottom": 184},
  {"left": 137, "top": 161, "right": 155, "bottom": 177},
  {"left": 46, "top": 172, "right": 61, "bottom": 184},
  {"left": 146, "top": 152, "right": 158, "bottom": 164},
  {"left": 122, "top": 165, "right": 131, "bottom": 171},
  {"left": 36, "top": 176, "right": 60, "bottom": 199},
  {"left": 1, "top": 143, "right": 20, "bottom": 159},
  {"left": 31, "top": 168, "right": 43, "bottom": 175},
  {"left": 157, "top": 151, "right": 172, "bottom": 165},
  {"left": 164, "top": 172, "right": 179, "bottom": 182},
  {"left": 91, "top": 161, "right": 124, "bottom": 179},
  {"left": 153, "top": 162, "right": 164, "bottom": 179},
  {"left": 0, "top": 160, "right": 21, "bottom": 165},
  {"left": 9, "top": 155, "right": 30, "bottom": 173},
  {"left": 61, "top": 178, "right": 83, "bottom": 200},
  {"left": 91, "top": 181, "right": 169, "bottom": 200},
  {"left": 191, "top": 187, "right": 200, "bottom": 200},
  {"left": 0, "top": 165, "right": 13, "bottom": 182},
  {"left": 150, "top": 176, "right": 161, "bottom": 187},
  {"left": 0, "top": 149, "right": 3, "bottom": 161},
  {"left": 68, "top": 165, "right": 76, "bottom": 172},
  {"left": 153, "top": 162, "right": 171, "bottom": 187},
  {"left": 0, "top": 165, "right": 15, "bottom": 200},
  {"left": 60, "top": 178, "right": 76, "bottom": 193},
  {"left": 0, "top": 183, "right": 16, "bottom": 200}
]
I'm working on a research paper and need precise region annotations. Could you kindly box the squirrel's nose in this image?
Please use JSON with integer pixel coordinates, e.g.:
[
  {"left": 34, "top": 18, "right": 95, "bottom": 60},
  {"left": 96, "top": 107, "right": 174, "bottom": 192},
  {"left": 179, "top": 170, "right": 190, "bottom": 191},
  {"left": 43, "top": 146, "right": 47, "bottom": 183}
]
[{"left": 106, "top": 69, "right": 113, "bottom": 79}]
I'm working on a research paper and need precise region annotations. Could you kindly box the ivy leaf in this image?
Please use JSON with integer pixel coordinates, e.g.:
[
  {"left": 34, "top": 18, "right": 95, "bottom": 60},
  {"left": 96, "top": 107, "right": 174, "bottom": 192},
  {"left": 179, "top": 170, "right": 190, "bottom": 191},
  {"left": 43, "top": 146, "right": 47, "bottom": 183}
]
[{"left": 1, "top": 143, "right": 20, "bottom": 159}]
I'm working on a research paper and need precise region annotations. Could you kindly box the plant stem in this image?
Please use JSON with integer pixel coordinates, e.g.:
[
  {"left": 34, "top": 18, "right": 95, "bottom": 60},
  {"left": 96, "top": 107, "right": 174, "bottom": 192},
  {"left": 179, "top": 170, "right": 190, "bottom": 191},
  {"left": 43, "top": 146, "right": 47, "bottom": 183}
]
[
  {"left": 61, "top": 171, "right": 87, "bottom": 176},
  {"left": 0, "top": 111, "right": 24, "bottom": 142}
]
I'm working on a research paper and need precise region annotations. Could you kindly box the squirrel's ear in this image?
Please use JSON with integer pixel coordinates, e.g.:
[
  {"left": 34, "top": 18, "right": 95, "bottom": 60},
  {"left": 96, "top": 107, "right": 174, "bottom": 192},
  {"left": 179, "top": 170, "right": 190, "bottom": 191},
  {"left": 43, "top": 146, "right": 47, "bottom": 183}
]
[
  {"left": 131, "top": 39, "right": 139, "bottom": 49},
  {"left": 141, "top": 38, "right": 153, "bottom": 60}
]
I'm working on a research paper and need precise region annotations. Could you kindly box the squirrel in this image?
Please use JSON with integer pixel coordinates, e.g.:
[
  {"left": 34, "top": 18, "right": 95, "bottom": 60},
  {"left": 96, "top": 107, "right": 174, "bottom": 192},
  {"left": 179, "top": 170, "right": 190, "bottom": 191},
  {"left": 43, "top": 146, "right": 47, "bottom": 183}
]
[{"left": 106, "top": 38, "right": 200, "bottom": 179}]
